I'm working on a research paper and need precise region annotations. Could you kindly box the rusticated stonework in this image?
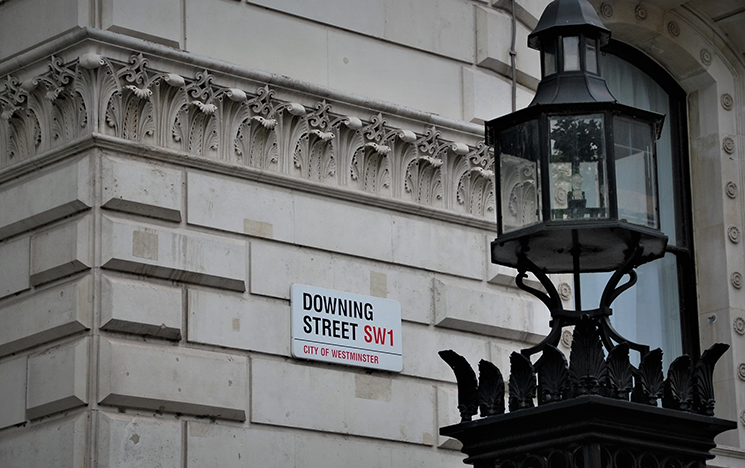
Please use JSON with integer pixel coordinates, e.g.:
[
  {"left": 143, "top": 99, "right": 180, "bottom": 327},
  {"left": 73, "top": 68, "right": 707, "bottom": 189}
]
[{"left": 0, "top": 53, "right": 494, "bottom": 219}]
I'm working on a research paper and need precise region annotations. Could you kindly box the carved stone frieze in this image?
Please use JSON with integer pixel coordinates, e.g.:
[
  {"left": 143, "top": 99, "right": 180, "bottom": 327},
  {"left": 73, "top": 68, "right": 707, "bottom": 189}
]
[
  {"left": 731, "top": 272, "right": 743, "bottom": 289},
  {"left": 721, "top": 93, "right": 733, "bottom": 111},
  {"left": 668, "top": 21, "right": 680, "bottom": 37},
  {"left": 0, "top": 53, "right": 495, "bottom": 220},
  {"left": 726, "top": 181, "right": 738, "bottom": 199},
  {"left": 723, "top": 136, "right": 735, "bottom": 155},
  {"left": 728, "top": 226, "right": 741, "bottom": 243},
  {"left": 735, "top": 316, "right": 745, "bottom": 335}
]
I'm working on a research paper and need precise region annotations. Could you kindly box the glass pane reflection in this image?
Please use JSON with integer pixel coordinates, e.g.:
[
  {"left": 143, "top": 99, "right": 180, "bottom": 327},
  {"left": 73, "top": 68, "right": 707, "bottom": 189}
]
[
  {"left": 498, "top": 120, "right": 541, "bottom": 233},
  {"left": 549, "top": 114, "right": 608, "bottom": 220}
]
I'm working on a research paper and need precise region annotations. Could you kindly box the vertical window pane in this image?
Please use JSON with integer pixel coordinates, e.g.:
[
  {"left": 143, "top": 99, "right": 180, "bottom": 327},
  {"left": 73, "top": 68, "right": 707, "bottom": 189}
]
[
  {"left": 544, "top": 39, "right": 557, "bottom": 76},
  {"left": 563, "top": 36, "right": 580, "bottom": 71},
  {"left": 549, "top": 114, "right": 607, "bottom": 220},
  {"left": 498, "top": 120, "right": 541, "bottom": 233},
  {"left": 586, "top": 40, "right": 598, "bottom": 74},
  {"left": 614, "top": 116, "right": 658, "bottom": 228}
]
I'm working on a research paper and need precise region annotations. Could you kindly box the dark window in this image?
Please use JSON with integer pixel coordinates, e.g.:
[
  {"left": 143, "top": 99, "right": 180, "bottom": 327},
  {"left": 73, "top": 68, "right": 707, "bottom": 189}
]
[{"left": 580, "top": 41, "right": 698, "bottom": 367}]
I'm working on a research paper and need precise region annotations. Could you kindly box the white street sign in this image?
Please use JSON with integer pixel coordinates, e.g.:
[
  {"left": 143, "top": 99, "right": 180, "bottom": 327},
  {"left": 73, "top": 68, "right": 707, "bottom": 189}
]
[{"left": 291, "top": 284, "right": 403, "bottom": 372}]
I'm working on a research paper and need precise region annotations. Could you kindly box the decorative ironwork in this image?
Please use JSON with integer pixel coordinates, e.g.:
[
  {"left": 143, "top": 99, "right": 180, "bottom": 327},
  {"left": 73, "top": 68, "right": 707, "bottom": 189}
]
[
  {"left": 509, "top": 352, "right": 536, "bottom": 411},
  {"left": 478, "top": 360, "right": 505, "bottom": 417},
  {"left": 438, "top": 350, "right": 478, "bottom": 422},
  {"left": 631, "top": 348, "right": 664, "bottom": 405}
]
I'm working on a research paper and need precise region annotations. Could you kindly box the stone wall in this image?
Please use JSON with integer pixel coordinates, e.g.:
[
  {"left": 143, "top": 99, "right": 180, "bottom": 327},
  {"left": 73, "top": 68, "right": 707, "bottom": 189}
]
[{"left": 0, "top": 0, "right": 744, "bottom": 466}]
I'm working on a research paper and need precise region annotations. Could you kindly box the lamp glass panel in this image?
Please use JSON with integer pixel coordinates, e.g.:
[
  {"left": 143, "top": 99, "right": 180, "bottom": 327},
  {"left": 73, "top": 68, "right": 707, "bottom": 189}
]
[
  {"left": 563, "top": 36, "right": 580, "bottom": 71},
  {"left": 549, "top": 114, "right": 607, "bottom": 220},
  {"left": 586, "top": 40, "right": 598, "bottom": 74},
  {"left": 544, "top": 39, "right": 557, "bottom": 76},
  {"left": 498, "top": 119, "right": 541, "bottom": 233},
  {"left": 614, "top": 116, "right": 658, "bottom": 228}
]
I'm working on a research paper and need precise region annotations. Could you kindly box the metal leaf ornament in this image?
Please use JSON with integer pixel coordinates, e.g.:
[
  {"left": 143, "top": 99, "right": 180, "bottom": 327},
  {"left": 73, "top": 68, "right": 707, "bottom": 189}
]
[
  {"left": 605, "top": 343, "right": 634, "bottom": 400},
  {"left": 631, "top": 348, "right": 664, "bottom": 405},
  {"left": 439, "top": 350, "right": 478, "bottom": 421},
  {"left": 662, "top": 355, "right": 694, "bottom": 411},
  {"left": 693, "top": 343, "right": 729, "bottom": 416},
  {"left": 478, "top": 360, "right": 505, "bottom": 417},
  {"left": 509, "top": 352, "right": 537, "bottom": 412},
  {"left": 535, "top": 345, "right": 568, "bottom": 405},
  {"left": 568, "top": 320, "right": 606, "bottom": 397}
]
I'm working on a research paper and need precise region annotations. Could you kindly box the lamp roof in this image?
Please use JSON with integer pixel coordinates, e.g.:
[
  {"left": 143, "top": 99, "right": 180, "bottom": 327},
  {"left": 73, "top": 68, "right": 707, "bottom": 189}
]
[{"left": 528, "top": 0, "right": 611, "bottom": 50}]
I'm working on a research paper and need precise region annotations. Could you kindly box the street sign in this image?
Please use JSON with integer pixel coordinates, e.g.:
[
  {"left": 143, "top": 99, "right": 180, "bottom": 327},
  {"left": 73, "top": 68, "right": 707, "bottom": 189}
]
[{"left": 290, "top": 284, "right": 403, "bottom": 372}]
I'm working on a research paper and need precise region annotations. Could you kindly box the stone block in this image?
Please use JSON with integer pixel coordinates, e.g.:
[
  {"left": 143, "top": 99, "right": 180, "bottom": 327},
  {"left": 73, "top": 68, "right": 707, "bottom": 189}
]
[
  {"left": 0, "top": 275, "right": 91, "bottom": 357},
  {"left": 382, "top": 0, "right": 475, "bottom": 62},
  {"left": 434, "top": 279, "right": 550, "bottom": 342},
  {"left": 294, "top": 195, "right": 395, "bottom": 263},
  {"left": 437, "top": 386, "right": 463, "bottom": 450},
  {"left": 187, "top": 288, "right": 290, "bottom": 356},
  {"left": 250, "top": 240, "right": 334, "bottom": 299},
  {"left": 476, "top": 6, "right": 540, "bottom": 88},
  {"left": 0, "top": 157, "right": 92, "bottom": 241},
  {"left": 0, "top": 356, "right": 26, "bottom": 429},
  {"left": 187, "top": 171, "right": 295, "bottom": 242},
  {"left": 98, "top": 338, "right": 247, "bottom": 420},
  {"left": 187, "top": 422, "right": 295, "bottom": 468},
  {"left": 0, "top": 236, "right": 30, "bottom": 299},
  {"left": 97, "top": 411, "right": 182, "bottom": 468},
  {"left": 462, "top": 67, "right": 534, "bottom": 123},
  {"left": 293, "top": 431, "right": 397, "bottom": 468},
  {"left": 26, "top": 338, "right": 89, "bottom": 420},
  {"left": 327, "top": 28, "right": 464, "bottom": 120},
  {"left": 0, "top": 413, "right": 88, "bottom": 468},
  {"left": 185, "top": 2, "right": 329, "bottom": 85},
  {"left": 248, "top": 0, "right": 385, "bottom": 38},
  {"left": 250, "top": 240, "right": 434, "bottom": 324},
  {"left": 390, "top": 440, "right": 469, "bottom": 467},
  {"left": 101, "top": 155, "right": 183, "bottom": 222},
  {"left": 101, "top": 215, "right": 247, "bottom": 292},
  {"left": 102, "top": 0, "right": 182, "bottom": 47},
  {"left": 101, "top": 275, "right": 182, "bottom": 339},
  {"left": 402, "top": 323, "right": 490, "bottom": 382},
  {"left": 251, "top": 357, "right": 436, "bottom": 445},
  {"left": 0, "top": 0, "right": 86, "bottom": 66},
  {"left": 392, "top": 215, "right": 485, "bottom": 280},
  {"left": 30, "top": 215, "right": 92, "bottom": 286}
]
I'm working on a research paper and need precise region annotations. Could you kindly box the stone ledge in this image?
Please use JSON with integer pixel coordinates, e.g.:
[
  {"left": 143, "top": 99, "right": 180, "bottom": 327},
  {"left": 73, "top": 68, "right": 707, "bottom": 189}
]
[{"left": 0, "top": 275, "right": 91, "bottom": 357}]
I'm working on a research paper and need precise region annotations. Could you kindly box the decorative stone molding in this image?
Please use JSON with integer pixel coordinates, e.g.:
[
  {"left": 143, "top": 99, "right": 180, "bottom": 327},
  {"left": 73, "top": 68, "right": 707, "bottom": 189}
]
[
  {"left": 738, "top": 363, "right": 745, "bottom": 381},
  {"left": 557, "top": 283, "right": 572, "bottom": 301},
  {"left": 721, "top": 93, "right": 733, "bottom": 111},
  {"left": 600, "top": 3, "right": 613, "bottom": 18},
  {"left": 741, "top": 409, "right": 745, "bottom": 426},
  {"left": 726, "top": 181, "right": 738, "bottom": 199},
  {"left": 634, "top": 5, "right": 647, "bottom": 21},
  {"left": 731, "top": 272, "right": 743, "bottom": 289},
  {"left": 723, "top": 136, "right": 735, "bottom": 155},
  {"left": 735, "top": 316, "right": 745, "bottom": 335},
  {"left": 667, "top": 22, "right": 680, "bottom": 37},
  {"left": 1, "top": 53, "right": 495, "bottom": 219},
  {"left": 700, "top": 49, "right": 712, "bottom": 66},
  {"left": 728, "top": 226, "right": 741, "bottom": 244},
  {"left": 561, "top": 330, "right": 573, "bottom": 348}
]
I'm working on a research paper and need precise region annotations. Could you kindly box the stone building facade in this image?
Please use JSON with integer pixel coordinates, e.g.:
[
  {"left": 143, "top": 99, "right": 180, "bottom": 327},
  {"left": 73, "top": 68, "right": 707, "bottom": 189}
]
[{"left": 0, "top": 0, "right": 743, "bottom": 467}]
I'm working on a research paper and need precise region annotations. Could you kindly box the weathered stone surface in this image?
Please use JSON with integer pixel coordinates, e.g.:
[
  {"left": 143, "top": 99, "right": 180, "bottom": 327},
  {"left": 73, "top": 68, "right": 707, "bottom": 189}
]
[
  {"left": 434, "top": 279, "right": 550, "bottom": 342},
  {"left": 0, "top": 236, "right": 30, "bottom": 300},
  {"left": 0, "top": 275, "right": 91, "bottom": 357},
  {"left": 97, "top": 411, "right": 182, "bottom": 468},
  {"left": 0, "top": 356, "right": 26, "bottom": 429},
  {"left": 187, "top": 422, "right": 294, "bottom": 468},
  {"left": 0, "top": 157, "right": 92, "bottom": 241},
  {"left": 30, "top": 215, "right": 92, "bottom": 286},
  {"left": 101, "top": 155, "right": 183, "bottom": 222},
  {"left": 250, "top": 239, "right": 434, "bottom": 324},
  {"left": 101, "top": 275, "right": 182, "bottom": 339},
  {"left": 401, "top": 323, "right": 490, "bottom": 382},
  {"left": 101, "top": 216, "right": 247, "bottom": 291},
  {"left": 188, "top": 288, "right": 290, "bottom": 356},
  {"left": 26, "top": 338, "right": 89, "bottom": 420},
  {"left": 98, "top": 338, "right": 247, "bottom": 421},
  {"left": 102, "top": 0, "right": 182, "bottom": 48},
  {"left": 437, "top": 386, "right": 463, "bottom": 450},
  {"left": 187, "top": 171, "right": 294, "bottom": 242},
  {"left": 251, "top": 357, "right": 436, "bottom": 445},
  {"left": 0, "top": 413, "right": 88, "bottom": 468}
]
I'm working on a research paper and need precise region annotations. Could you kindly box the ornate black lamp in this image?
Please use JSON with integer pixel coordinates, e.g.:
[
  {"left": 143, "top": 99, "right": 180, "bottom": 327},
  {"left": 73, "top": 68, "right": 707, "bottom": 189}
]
[{"left": 439, "top": 0, "right": 735, "bottom": 467}]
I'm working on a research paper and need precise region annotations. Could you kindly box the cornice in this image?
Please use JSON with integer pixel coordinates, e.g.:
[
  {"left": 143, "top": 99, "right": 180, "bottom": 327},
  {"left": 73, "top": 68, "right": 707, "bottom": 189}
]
[{"left": 0, "top": 48, "right": 498, "bottom": 228}]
